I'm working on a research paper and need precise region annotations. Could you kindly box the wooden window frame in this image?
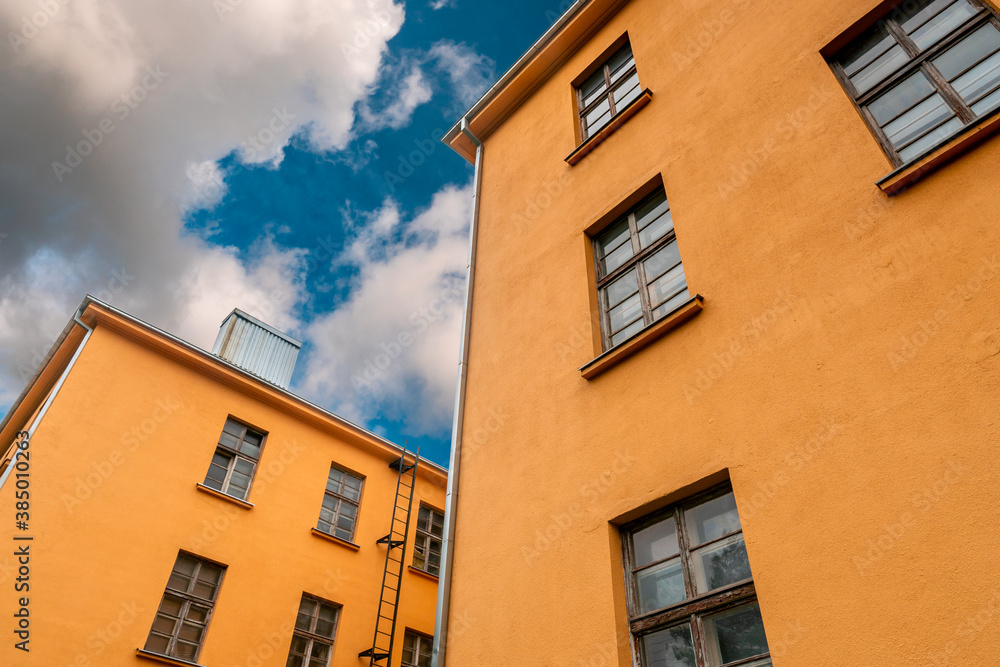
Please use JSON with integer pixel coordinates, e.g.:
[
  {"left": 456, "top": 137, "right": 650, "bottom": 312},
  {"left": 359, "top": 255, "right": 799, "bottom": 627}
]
[
  {"left": 401, "top": 629, "right": 434, "bottom": 667},
  {"left": 286, "top": 594, "right": 341, "bottom": 667},
  {"left": 828, "top": 0, "right": 1000, "bottom": 167},
  {"left": 621, "top": 484, "right": 769, "bottom": 667},
  {"left": 144, "top": 552, "right": 226, "bottom": 663},
  {"left": 412, "top": 504, "right": 444, "bottom": 577},
  {"left": 593, "top": 188, "right": 686, "bottom": 352},
  {"left": 316, "top": 465, "right": 364, "bottom": 542},
  {"left": 578, "top": 42, "right": 640, "bottom": 141},
  {"left": 203, "top": 417, "right": 266, "bottom": 501}
]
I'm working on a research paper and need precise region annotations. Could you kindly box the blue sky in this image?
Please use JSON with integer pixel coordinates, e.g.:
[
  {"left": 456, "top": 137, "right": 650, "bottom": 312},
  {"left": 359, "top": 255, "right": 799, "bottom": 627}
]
[{"left": 0, "top": 0, "right": 573, "bottom": 466}]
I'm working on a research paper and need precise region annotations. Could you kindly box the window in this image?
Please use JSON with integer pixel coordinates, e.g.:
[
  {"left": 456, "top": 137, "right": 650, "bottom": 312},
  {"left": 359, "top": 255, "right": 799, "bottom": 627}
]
[
  {"left": 830, "top": 0, "right": 1000, "bottom": 166},
  {"left": 317, "top": 465, "right": 363, "bottom": 542},
  {"left": 622, "top": 485, "right": 771, "bottom": 667},
  {"left": 286, "top": 595, "right": 340, "bottom": 667},
  {"left": 578, "top": 41, "right": 643, "bottom": 140},
  {"left": 144, "top": 553, "right": 225, "bottom": 662},
  {"left": 593, "top": 187, "right": 690, "bottom": 350},
  {"left": 203, "top": 418, "right": 265, "bottom": 501},
  {"left": 401, "top": 630, "right": 433, "bottom": 667},
  {"left": 412, "top": 505, "right": 444, "bottom": 576}
]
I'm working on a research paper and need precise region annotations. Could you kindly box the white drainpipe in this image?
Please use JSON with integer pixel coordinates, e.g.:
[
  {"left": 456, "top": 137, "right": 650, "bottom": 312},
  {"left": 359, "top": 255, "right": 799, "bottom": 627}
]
[
  {"left": 432, "top": 117, "right": 483, "bottom": 667},
  {"left": 0, "top": 312, "right": 93, "bottom": 492}
]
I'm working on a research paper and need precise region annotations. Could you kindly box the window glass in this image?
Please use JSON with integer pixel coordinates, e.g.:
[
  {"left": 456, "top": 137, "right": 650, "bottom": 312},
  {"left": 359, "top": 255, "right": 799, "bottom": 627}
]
[
  {"left": 633, "top": 518, "right": 679, "bottom": 568},
  {"left": 636, "top": 559, "right": 687, "bottom": 613},
  {"left": 691, "top": 534, "right": 753, "bottom": 594},
  {"left": 640, "top": 624, "right": 697, "bottom": 667},
  {"left": 904, "top": 0, "right": 978, "bottom": 50},
  {"left": 702, "top": 603, "right": 770, "bottom": 666},
  {"left": 685, "top": 493, "right": 742, "bottom": 546}
]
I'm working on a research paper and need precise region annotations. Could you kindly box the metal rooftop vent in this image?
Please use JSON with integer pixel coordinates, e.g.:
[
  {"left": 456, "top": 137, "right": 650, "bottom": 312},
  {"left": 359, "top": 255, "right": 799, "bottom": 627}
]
[{"left": 211, "top": 309, "right": 302, "bottom": 389}]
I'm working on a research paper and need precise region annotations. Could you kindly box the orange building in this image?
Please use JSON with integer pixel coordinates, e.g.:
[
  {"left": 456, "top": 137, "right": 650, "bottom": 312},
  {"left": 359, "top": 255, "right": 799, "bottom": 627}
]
[
  {"left": 0, "top": 298, "right": 446, "bottom": 667},
  {"left": 433, "top": 0, "right": 1000, "bottom": 665}
]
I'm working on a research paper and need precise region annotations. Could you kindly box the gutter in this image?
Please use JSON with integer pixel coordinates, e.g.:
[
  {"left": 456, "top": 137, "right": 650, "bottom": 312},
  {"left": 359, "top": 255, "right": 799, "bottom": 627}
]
[
  {"left": 442, "top": 0, "right": 593, "bottom": 148},
  {"left": 432, "top": 117, "right": 484, "bottom": 667},
  {"left": 0, "top": 311, "right": 94, "bottom": 493}
]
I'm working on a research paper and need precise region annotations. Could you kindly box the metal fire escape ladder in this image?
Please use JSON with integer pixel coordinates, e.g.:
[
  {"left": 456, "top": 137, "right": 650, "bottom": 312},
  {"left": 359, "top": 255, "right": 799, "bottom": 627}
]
[{"left": 359, "top": 444, "right": 420, "bottom": 666}]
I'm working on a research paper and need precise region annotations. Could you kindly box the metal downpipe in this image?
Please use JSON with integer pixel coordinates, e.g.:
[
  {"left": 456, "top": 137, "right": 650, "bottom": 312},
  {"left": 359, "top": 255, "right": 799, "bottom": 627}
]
[{"left": 431, "top": 118, "right": 483, "bottom": 667}]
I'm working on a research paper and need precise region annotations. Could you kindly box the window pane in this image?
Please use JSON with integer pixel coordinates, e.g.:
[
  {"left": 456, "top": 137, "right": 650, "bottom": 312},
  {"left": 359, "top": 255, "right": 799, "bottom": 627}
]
[
  {"left": 868, "top": 71, "right": 936, "bottom": 124},
  {"left": 296, "top": 601, "right": 315, "bottom": 632},
  {"left": 633, "top": 517, "right": 680, "bottom": 568},
  {"left": 151, "top": 613, "right": 178, "bottom": 635},
  {"left": 907, "top": 0, "right": 978, "bottom": 50},
  {"left": 702, "top": 603, "right": 770, "bottom": 666},
  {"left": 640, "top": 623, "right": 697, "bottom": 667},
  {"left": 898, "top": 0, "right": 954, "bottom": 30},
  {"left": 145, "top": 633, "right": 171, "bottom": 654},
  {"left": 585, "top": 99, "right": 612, "bottom": 131},
  {"left": 609, "top": 293, "right": 643, "bottom": 334},
  {"left": 691, "top": 534, "right": 753, "bottom": 594},
  {"left": 219, "top": 431, "right": 240, "bottom": 449},
  {"left": 652, "top": 289, "right": 692, "bottom": 321},
  {"left": 602, "top": 237, "right": 635, "bottom": 275},
  {"left": 897, "top": 116, "right": 964, "bottom": 160},
  {"left": 934, "top": 23, "right": 1000, "bottom": 78},
  {"left": 613, "top": 72, "right": 642, "bottom": 109},
  {"left": 644, "top": 243, "right": 682, "bottom": 283},
  {"left": 685, "top": 492, "right": 742, "bottom": 546},
  {"left": 840, "top": 23, "right": 898, "bottom": 77},
  {"left": 851, "top": 44, "right": 909, "bottom": 94},
  {"left": 239, "top": 433, "right": 262, "bottom": 459},
  {"left": 222, "top": 419, "right": 243, "bottom": 436},
  {"left": 581, "top": 69, "right": 608, "bottom": 108},
  {"left": 635, "top": 558, "right": 686, "bottom": 613},
  {"left": 882, "top": 95, "right": 952, "bottom": 147},
  {"left": 611, "top": 319, "right": 645, "bottom": 346},
  {"left": 597, "top": 219, "right": 631, "bottom": 258},
  {"left": 178, "top": 622, "right": 205, "bottom": 643},
  {"left": 174, "top": 641, "right": 199, "bottom": 660},
  {"left": 638, "top": 211, "right": 674, "bottom": 249},
  {"left": 953, "top": 50, "right": 1000, "bottom": 104},
  {"left": 972, "top": 87, "right": 1000, "bottom": 114},
  {"left": 608, "top": 44, "right": 635, "bottom": 82},
  {"left": 648, "top": 263, "right": 688, "bottom": 314},
  {"left": 606, "top": 269, "right": 639, "bottom": 309}
]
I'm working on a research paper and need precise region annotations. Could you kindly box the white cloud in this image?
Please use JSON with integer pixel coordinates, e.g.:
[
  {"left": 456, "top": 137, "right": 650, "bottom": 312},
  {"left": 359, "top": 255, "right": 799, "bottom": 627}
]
[
  {"left": 427, "top": 41, "right": 495, "bottom": 108},
  {"left": 429, "top": 0, "right": 457, "bottom": 10},
  {"left": 360, "top": 65, "right": 433, "bottom": 131},
  {"left": 183, "top": 160, "right": 228, "bottom": 212},
  {"left": 302, "top": 182, "right": 472, "bottom": 434},
  {"left": 0, "top": 0, "right": 406, "bottom": 407}
]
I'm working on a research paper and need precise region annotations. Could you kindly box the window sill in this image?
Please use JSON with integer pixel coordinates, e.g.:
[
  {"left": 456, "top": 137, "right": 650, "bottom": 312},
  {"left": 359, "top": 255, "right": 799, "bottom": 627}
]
[
  {"left": 310, "top": 528, "right": 362, "bottom": 551},
  {"left": 408, "top": 565, "right": 440, "bottom": 582},
  {"left": 579, "top": 296, "right": 704, "bottom": 380},
  {"left": 566, "top": 89, "right": 653, "bottom": 166},
  {"left": 877, "top": 109, "right": 1000, "bottom": 195},
  {"left": 136, "top": 649, "right": 205, "bottom": 667},
  {"left": 195, "top": 483, "right": 254, "bottom": 510}
]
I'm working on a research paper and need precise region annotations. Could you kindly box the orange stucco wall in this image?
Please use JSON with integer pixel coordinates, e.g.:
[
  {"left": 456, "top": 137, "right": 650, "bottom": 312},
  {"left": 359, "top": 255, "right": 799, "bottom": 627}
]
[
  {"left": 0, "top": 316, "right": 445, "bottom": 666},
  {"left": 445, "top": 0, "right": 1000, "bottom": 665}
]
